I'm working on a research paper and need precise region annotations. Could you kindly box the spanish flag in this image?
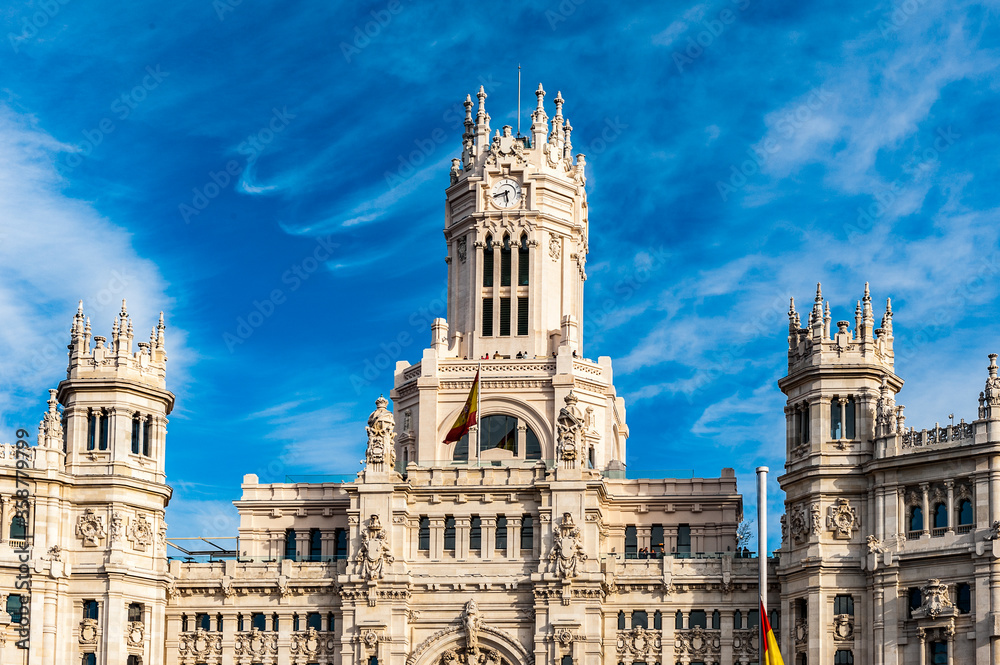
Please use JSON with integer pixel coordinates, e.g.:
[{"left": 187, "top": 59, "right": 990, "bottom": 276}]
[
  {"left": 444, "top": 370, "right": 480, "bottom": 443},
  {"left": 761, "top": 598, "right": 784, "bottom": 665}
]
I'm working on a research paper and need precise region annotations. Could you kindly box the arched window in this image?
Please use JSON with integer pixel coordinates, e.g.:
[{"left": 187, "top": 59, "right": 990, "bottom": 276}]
[
  {"left": 452, "top": 414, "right": 541, "bottom": 462},
  {"left": 653, "top": 610, "right": 662, "bottom": 629},
  {"left": 711, "top": 609, "right": 720, "bottom": 629},
  {"left": 674, "top": 610, "right": 683, "bottom": 630},
  {"left": 284, "top": 529, "right": 297, "bottom": 561},
  {"left": 500, "top": 234, "right": 512, "bottom": 287},
  {"left": 483, "top": 235, "right": 494, "bottom": 287},
  {"left": 933, "top": 503, "right": 948, "bottom": 530},
  {"left": 617, "top": 610, "right": 625, "bottom": 629},
  {"left": 958, "top": 499, "right": 973, "bottom": 526},
  {"left": 733, "top": 609, "right": 742, "bottom": 629},
  {"left": 909, "top": 506, "right": 924, "bottom": 533},
  {"left": 9, "top": 515, "right": 27, "bottom": 540}
]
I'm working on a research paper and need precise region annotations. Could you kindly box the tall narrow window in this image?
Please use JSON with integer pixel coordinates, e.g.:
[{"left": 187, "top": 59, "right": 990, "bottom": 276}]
[
  {"left": 131, "top": 415, "right": 141, "bottom": 454},
  {"left": 677, "top": 524, "right": 692, "bottom": 557},
  {"left": 7, "top": 595, "right": 23, "bottom": 624},
  {"left": 197, "top": 613, "right": 210, "bottom": 631},
  {"left": 650, "top": 524, "right": 664, "bottom": 557},
  {"left": 958, "top": 499, "right": 973, "bottom": 525},
  {"left": 957, "top": 583, "right": 971, "bottom": 613},
  {"left": 908, "top": 588, "right": 922, "bottom": 618},
  {"left": 518, "top": 234, "right": 529, "bottom": 286},
  {"left": 284, "top": 529, "right": 297, "bottom": 561},
  {"left": 142, "top": 417, "right": 151, "bottom": 456},
  {"left": 328, "top": 612, "right": 335, "bottom": 632},
  {"left": 335, "top": 528, "right": 348, "bottom": 559},
  {"left": 517, "top": 296, "right": 529, "bottom": 336},
  {"left": 933, "top": 503, "right": 948, "bottom": 530},
  {"left": 711, "top": 610, "right": 720, "bottom": 629},
  {"left": 87, "top": 409, "right": 97, "bottom": 450},
  {"left": 499, "top": 297, "right": 511, "bottom": 336},
  {"left": 309, "top": 528, "right": 322, "bottom": 561},
  {"left": 845, "top": 397, "right": 856, "bottom": 439},
  {"left": 748, "top": 609, "right": 759, "bottom": 628},
  {"left": 216, "top": 614, "right": 223, "bottom": 632},
  {"left": 653, "top": 610, "right": 662, "bottom": 629},
  {"left": 909, "top": 507, "right": 924, "bottom": 533},
  {"left": 483, "top": 235, "right": 494, "bottom": 287},
  {"left": 617, "top": 610, "right": 626, "bottom": 630},
  {"left": 237, "top": 613, "right": 244, "bottom": 631},
  {"left": 929, "top": 643, "right": 947, "bottom": 665},
  {"left": 482, "top": 298, "right": 494, "bottom": 337},
  {"left": 526, "top": 429, "right": 541, "bottom": 460},
  {"left": 98, "top": 410, "right": 109, "bottom": 450},
  {"left": 444, "top": 516, "right": 456, "bottom": 551},
  {"left": 674, "top": 610, "right": 684, "bottom": 629},
  {"left": 520, "top": 514, "right": 533, "bottom": 551},
  {"left": 624, "top": 525, "right": 637, "bottom": 559},
  {"left": 801, "top": 403, "right": 810, "bottom": 442},
  {"left": 470, "top": 515, "right": 482, "bottom": 551},
  {"left": 500, "top": 235, "right": 512, "bottom": 286},
  {"left": 831, "top": 399, "right": 843, "bottom": 439},
  {"left": 418, "top": 516, "right": 430, "bottom": 551},
  {"left": 733, "top": 610, "right": 742, "bottom": 628},
  {"left": 495, "top": 515, "right": 508, "bottom": 550}
]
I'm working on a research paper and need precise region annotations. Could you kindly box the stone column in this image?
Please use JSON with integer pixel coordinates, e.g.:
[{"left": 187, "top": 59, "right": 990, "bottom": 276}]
[
  {"left": 510, "top": 517, "right": 522, "bottom": 559},
  {"left": 0, "top": 496, "right": 8, "bottom": 543},
  {"left": 991, "top": 458, "right": 1000, "bottom": 525},
  {"left": 296, "top": 531, "right": 310, "bottom": 561},
  {"left": 456, "top": 517, "right": 470, "bottom": 560},
  {"left": 322, "top": 530, "right": 335, "bottom": 560},
  {"left": 897, "top": 487, "right": 906, "bottom": 538},
  {"left": 946, "top": 625, "right": 955, "bottom": 665},
  {"left": 921, "top": 483, "right": 931, "bottom": 538},
  {"left": 516, "top": 425, "right": 526, "bottom": 460},
  {"left": 876, "top": 487, "right": 885, "bottom": 539},
  {"left": 637, "top": 526, "right": 651, "bottom": 554},
  {"left": 482, "top": 517, "right": 495, "bottom": 559},
  {"left": 946, "top": 481, "right": 955, "bottom": 535},
  {"left": 838, "top": 398, "right": 848, "bottom": 440},
  {"left": 873, "top": 586, "right": 884, "bottom": 665},
  {"left": 430, "top": 517, "right": 445, "bottom": 560},
  {"left": 917, "top": 627, "right": 926, "bottom": 665}
]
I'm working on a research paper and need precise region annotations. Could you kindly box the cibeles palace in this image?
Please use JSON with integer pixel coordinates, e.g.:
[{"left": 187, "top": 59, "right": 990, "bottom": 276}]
[{"left": 2, "top": 84, "right": 1000, "bottom": 665}]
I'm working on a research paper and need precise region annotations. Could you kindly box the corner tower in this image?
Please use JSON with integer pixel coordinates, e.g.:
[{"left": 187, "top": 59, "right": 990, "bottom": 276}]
[{"left": 443, "top": 84, "right": 588, "bottom": 360}]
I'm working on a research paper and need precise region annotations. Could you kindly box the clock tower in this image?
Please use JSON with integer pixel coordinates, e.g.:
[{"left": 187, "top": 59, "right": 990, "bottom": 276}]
[{"left": 443, "top": 84, "right": 588, "bottom": 360}]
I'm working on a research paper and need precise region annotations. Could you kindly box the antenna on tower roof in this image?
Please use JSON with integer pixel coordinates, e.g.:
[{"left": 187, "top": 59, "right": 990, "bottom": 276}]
[{"left": 517, "top": 63, "right": 522, "bottom": 137}]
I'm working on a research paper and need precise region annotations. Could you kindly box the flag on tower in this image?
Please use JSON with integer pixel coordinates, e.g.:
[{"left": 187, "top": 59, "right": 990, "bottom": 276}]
[
  {"left": 760, "top": 598, "right": 784, "bottom": 665},
  {"left": 444, "top": 370, "right": 480, "bottom": 443}
]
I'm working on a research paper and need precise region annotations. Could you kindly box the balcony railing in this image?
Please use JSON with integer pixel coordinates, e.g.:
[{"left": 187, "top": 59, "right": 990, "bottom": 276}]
[
  {"left": 956, "top": 524, "right": 974, "bottom": 534},
  {"left": 931, "top": 527, "right": 948, "bottom": 537}
]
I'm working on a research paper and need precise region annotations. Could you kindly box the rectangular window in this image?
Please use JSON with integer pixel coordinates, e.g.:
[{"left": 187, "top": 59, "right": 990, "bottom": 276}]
[
  {"left": 197, "top": 613, "right": 210, "bottom": 631},
  {"left": 128, "top": 603, "right": 143, "bottom": 623},
  {"left": 418, "top": 516, "right": 430, "bottom": 551},
  {"left": 677, "top": 524, "right": 692, "bottom": 557},
  {"left": 520, "top": 514, "right": 533, "bottom": 551},
  {"left": 834, "top": 649, "right": 855, "bottom": 665},
  {"left": 309, "top": 528, "right": 322, "bottom": 561},
  {"left": 624, "top": 525, "right": 637, "bottom": 559},
  {"left": 495, "top": 515, "right": 508, "bottom": 551},
  {"left": 482, "top": 298, "right": 494, "bottom": 337},
  {"left": 748, "top": 609, "right": 759, "bottom": 628},
  {"left": 82, "top": 654, "right": 96, "bottom": 665},
  {"left": 131, "top": 417, "right": 140, "bottom": 454},
  {"left": 499, "top": 298, "right": 511, "bottom": 336},
  {"left": 650, "top": 524, "right": 664, "bottom": 557},
  {"left": 98, "top": 412, "right": 109, "bottom": 450},
  {"left": 237, "top": 614, "right": 244, "bottom": 631},
  {"left": 307, "top": 612, "right": 322, "bottom": 630},
  {"left": 335, "top": 528, "right": 348, "bottom": 559},
  {"left": 6, "top": 595, "right": 23, "bottom": 624},
  {"left": 483, "top": 247, "right": 494, "bottom": 287},
  {"left": 293, "top": 614, "right": 300, "bottom": 631},
  {"left": 87, "top": 410, "right": 97, "bottom": 450},
  {"left": 845, "top": 398, "right": 856, "bottom": 439},
  {"left": 632, "top": 610, "right": 648, "bottom": 629},
  {"left": 500, "top": 245, "right": 511, "bottom": 286},
  {"left": 470, "top": 515, "right": 482, "bottom": 550},
  {"left": 517, "top": 297, "right": 528, "bottom": 336},
  {"left": 328, "top": 612, "right": 335, "bottom": 632},
  {"left": 284, "top": 529, "right": 297, "bottom": 561},
  {"left": 143, "top": 418, "right": 151, "bottom": 456},
  {"left": 831, "top": 399, "right": 843, "bottom": 439},
  {"left": 834, "top": 594, "right": 854, "bottom": 616},
  {"left": 82, "top": 599, "right": 98, "bottom": 621},
  {"left": 444, "top": 516, "right": 456, "bottom": 551},
  {"left": 802, "top": 404, "right": 810, "bottom": 442},
  {"left": 689, "top": 609, "right": 707, "bottom": 629}
]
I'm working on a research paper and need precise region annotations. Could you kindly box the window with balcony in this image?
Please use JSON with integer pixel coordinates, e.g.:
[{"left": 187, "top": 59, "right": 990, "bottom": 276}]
[
  {"left": 958, "top": 499, "right": 974, "bottom": 529},
  {"left": 933, "top": 503, "right": 948, "bottom": 532},
  {"left": 284, "top": 528, "right": 297, "bottom": 561},
  {"left": 909, "top": 507, "right": 924, "bottom": 534},
  {"left": 624, "top": 525, "right": 637, "bottom": 559},
  {"left": 677, "top": 524, "right": 691, "bottom": 557},
  {"left": 9, "top": 515, "right": 27, "bottom": 541},
  {"left": 452, "top": 414, "right": 540, "bottom": 461},
  {"left": 335, "top": 528, "right": 348, "bottom": 559}
]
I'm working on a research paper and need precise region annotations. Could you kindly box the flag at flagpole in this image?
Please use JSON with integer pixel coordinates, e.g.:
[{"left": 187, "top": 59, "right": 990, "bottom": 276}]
[
  {"left": 444, "top": 370, "right": 480, "bottom": 444},
  {"left": 760, "top": 598, "right": 784, "bottom": 665}
]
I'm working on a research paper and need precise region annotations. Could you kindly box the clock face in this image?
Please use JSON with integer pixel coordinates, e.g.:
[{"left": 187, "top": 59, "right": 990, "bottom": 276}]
[{"left": 490, "top": 178, "right": 521, "bottom": 208}]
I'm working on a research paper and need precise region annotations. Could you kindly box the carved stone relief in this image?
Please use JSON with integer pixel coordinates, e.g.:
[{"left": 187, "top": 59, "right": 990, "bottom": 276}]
[
  {"left": 76, "top": 509, "right": 106, "bottom": 547},
  {"left": 357, "top": 514, "right": 394, "bottom": 581},
  {"left": 827, "top": 498, "right": 860, "bottom": 539},
  {"left": 548, "top": 513, "right": 587, "bottom": 579}
]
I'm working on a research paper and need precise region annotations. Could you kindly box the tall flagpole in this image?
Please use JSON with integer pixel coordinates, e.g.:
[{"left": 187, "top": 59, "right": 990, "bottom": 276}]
[
  {"left": 757, "top": 466, "right": 768, "bottom": 665},
  {"left": 517, "top": 64, "right": 522, "bottom": 136},
  {"left": 476, "top": 360, "right": 483, "bottom": 466}
]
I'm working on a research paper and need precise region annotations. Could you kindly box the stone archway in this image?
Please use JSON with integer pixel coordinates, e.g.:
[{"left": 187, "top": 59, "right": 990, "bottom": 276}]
[{"left": 407, "top": 624, "right": 533, "bottom": 665}]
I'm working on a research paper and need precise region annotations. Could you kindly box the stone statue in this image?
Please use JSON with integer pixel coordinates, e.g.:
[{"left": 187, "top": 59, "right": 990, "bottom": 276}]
[
  {"left": 985, "top": 354, "right": 1000, "bottom": 412},
  {"left": 365, "top": 396, "right": 396, "bottom": 471},
  {"left": 463, "top": 599, "right": 483, "bottom": 655},
  {"left": 556, "top": 392, "right": 583, "bottom": 464}
]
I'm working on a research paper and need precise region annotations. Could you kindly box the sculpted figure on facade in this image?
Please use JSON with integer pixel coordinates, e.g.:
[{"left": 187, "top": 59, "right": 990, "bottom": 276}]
[
  {"left": 556, "top": 392, "right": 583, "bottom": 465},
  {"left": 549, "top": 512, "right": 587, "bottom": 579},
  {"left": 365, "top": 396, "right": 396, "bottom": 471},
  {"left": 76, "top": 508, "right": 106, "bottom": 547},
  {"left": 875, "top": 376, "right": 897, "bottom": 436},
  {"left": 357, "top": 514, "right": 394, "bottom": 581},
  {"left": 464, "top": 598, "right": 484, "bottom": 655},
  {"left": 985, "top": 354, "right": 1000, "bottom": 415}
]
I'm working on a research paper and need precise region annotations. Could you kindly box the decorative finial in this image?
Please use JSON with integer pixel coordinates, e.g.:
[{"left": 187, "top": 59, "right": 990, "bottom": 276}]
[
  {"left": 855, "top": 300, "right": 862, "bottom": 315},
  {"left": 554, "top": 91, "right": 564, "bottom": 115},
  {"left": 815, "top": 282, "right": 823, "bottom": 303},
  {"left": 886, "top": 297, "right": 892, "bottom": 314},
  {"left": 77, "top": 300, "right": 84, "bottom": 314},
  {"left": 863, "top": 282, "right": 871, "bottom": 301},
  {"left": 375, "top": 394, "right": 388, "bottom": 409},
  {"left": 788, "top": 297, "right": 796, "bottom": 315},
  {"left": 535, "top": 82, "right": 545, "bottom": 109},
  {"left": 121, "top": 298, "right": 128, "bottom": 316}
]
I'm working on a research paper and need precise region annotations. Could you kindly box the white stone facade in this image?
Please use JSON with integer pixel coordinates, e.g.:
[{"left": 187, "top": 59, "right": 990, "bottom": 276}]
[{"left": 1, "top": 84, "right": 998, "bottom": 665}]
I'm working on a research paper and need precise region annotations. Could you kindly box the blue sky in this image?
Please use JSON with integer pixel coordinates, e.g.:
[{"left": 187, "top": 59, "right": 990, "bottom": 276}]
[{"left": 1, "top": 0, "right": 999, "bottom": 553}]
